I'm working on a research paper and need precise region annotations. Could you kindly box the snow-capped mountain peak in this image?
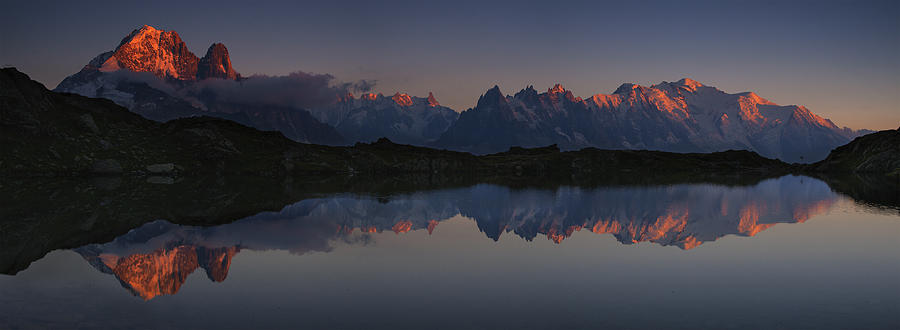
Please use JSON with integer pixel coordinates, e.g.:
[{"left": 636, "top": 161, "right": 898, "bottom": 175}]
[
  {"left": 675, "top": 78, "right": 704, "bottom": 90},
  {"left": 613, "top": 83, "right": 641, "bottom": 94}
]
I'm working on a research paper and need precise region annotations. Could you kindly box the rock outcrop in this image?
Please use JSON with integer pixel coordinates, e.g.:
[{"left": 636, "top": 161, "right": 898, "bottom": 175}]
[{"left": 810, "top": 127, "right": 900, "bottom": 175}]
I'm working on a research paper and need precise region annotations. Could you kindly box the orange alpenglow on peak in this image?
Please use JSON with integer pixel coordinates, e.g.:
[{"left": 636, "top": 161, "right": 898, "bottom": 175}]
[
  {"left": 98, "top": 245, "right": 240, "bottom": 300},
  {"left": 427, "top": 92, "right": 440, "bottom": 106},
  {"left": 89, "top": 25, "right": 241, "bottom": 81},
  {"left": 123, "top": 25, "right": 165, "bottom": 43},
  {"left": 736, "top": 204, "right": 776, "bottom": 236},
  {"left": 102, "top": 25, "right": 199, "bottom": 79},
  {"left": 661, "top": 78, "right": 706, "bottom": 92},
  {"left": 676, "top": 78, "right": 704, "bottom": 88},
  {"left": 738, "top": 92, "right": 776, "bottom": 106},
  {"left": 548, "top": 83, "right": 566, "bottom": 94},
  {"left": 392, "top": 220, "right": 414, "bottom": 234},
  {"left": 613, "top": 83, "right": 641, "bottom": 94},
  {"left": 427, "top": 220, "right": 439, "bottom": 234},
  {"left": 391, "top": 92, "right": 414, "bottom": 106}
]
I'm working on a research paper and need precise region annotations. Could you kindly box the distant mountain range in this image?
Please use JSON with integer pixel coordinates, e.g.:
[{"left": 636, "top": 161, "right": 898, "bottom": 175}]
[
  {"left": 308, "top": 91, "right": 458, "bottom": 145},
  {"left": 435, "top": 82, "right": 868, "bottom": 162},
  {"left": 54, "top": 25, "right": 869, "bottom": 162}
]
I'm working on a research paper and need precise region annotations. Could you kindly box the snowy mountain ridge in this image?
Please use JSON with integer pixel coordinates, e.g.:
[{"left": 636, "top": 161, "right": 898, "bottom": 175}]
[
  {"left": 307, "top": 91, "right": 459, "bottom": 145},
  {"left": 436, "top": 80, "right": 864, "bottom": 162}
]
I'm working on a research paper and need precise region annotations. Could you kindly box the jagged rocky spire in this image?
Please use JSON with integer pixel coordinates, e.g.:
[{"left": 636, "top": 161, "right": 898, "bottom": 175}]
[
  {"left": 477, "top": 85, "right": 507, "bottom": 107},
  {"left": 197, "top": 43, "right": 240, "bottom": 80},
  {"left": 427, "top": 92, "right": 439, "bottom": 106}
]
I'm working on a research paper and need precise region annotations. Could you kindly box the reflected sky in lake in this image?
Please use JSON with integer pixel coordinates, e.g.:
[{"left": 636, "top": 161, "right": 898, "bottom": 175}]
[{"left": 1, "top": 175, "right": 898, "bottom": 329}]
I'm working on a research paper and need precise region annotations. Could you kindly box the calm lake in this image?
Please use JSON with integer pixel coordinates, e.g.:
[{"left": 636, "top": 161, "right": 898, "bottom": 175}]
[{"left": 1, "top": 175, "right": 898, "bottom": 329}]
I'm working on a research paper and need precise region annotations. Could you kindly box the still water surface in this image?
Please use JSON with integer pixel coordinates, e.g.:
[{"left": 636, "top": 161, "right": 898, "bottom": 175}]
[{"left": 1, "top": 175, "right": 898, "bottom": 329}]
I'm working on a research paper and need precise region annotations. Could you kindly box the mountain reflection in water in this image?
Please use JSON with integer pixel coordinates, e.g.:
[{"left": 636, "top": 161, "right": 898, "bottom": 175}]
[{"left": 73, "top": 175, "right": 838, "bottom": 300}]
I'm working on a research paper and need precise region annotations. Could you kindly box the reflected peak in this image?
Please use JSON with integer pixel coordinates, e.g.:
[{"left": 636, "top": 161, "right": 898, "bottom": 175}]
[{"left": 79, "top": 245, "right": 239, "bottom": 300}]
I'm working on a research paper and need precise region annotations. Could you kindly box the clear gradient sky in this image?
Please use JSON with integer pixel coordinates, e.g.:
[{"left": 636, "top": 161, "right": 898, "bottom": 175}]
[{"left": 2, "top": 0, "right": 898, "bottom": 130}]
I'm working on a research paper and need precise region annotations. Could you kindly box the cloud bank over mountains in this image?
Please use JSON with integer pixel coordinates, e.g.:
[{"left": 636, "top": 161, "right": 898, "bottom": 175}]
[{"left": 189, "top": 71, "right": 376, "bottom": 110}]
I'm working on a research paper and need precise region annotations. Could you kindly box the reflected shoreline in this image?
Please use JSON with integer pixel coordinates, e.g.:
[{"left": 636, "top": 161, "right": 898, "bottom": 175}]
[
  {"left": 62, "top": 175, "right": 840, "bottom": 299},
  {"left": 1, "top": 172, "right": 895, "bottom": 280}
]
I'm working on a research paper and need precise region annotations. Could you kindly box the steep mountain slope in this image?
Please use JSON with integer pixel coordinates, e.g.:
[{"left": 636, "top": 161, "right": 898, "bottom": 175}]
[
  {"left": 436, "top": 80, "right": 862, "bottom": 162},
  {"left": 54, "top": 25, "right": 344, "bottom": 145},
  {"left": 308, "top": 92, "right": 458, "bottom": 145}
]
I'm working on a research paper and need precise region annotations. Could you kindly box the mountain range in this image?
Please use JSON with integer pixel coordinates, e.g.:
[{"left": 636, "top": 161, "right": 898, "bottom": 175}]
[
  {"left": 2, "top": 66, "right": 800, "bottom": 178},
  {"left": 53, "top": 25, "right": 868, "bottom": 162},
  {"left": 436, "top": 82, "right": 865, "bottom": 162}
]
